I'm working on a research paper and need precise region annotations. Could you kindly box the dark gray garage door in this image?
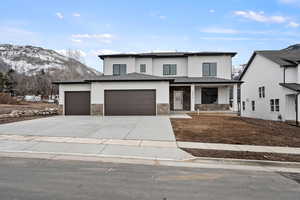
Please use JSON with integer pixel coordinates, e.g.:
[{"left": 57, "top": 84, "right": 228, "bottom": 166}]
[
  {"left": 65, "top": 91, "right": 90, "bottom": 115},
  {"left": 104, "top": 90, "right": 156, "bottom": 116}
]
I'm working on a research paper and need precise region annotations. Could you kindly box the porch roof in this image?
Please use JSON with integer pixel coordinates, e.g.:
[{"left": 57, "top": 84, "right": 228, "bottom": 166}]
[
  {"left": 279, "top": 83, "right": 300, "bottom": 92},
  {"left": 172, "top": 77, "right": 243, "bottom": 84}
]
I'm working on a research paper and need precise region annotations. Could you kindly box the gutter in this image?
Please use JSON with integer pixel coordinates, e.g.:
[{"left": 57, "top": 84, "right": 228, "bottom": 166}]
[{"left": 296, "top": 93, "right": 299, "bottom": 127}]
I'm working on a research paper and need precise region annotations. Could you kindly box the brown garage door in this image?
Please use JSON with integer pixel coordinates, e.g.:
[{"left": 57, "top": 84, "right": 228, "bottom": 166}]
[
  {"left": 65, "top": 91, "right": 90, "bottom": 115},
  {"left": 104, "top": 90, "right": 156, "bottom": 116}
]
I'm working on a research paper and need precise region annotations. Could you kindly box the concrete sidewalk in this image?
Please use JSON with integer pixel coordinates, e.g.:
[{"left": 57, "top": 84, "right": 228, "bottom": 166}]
[
  {"left": 0, "top": 135, "right": 193, "bottom": 161},
  {"left": 178, "top": 142, "right": 300, "bottom": 155},
  {"left": 1, "top": 134, "right": 300, "bottom": 155}
]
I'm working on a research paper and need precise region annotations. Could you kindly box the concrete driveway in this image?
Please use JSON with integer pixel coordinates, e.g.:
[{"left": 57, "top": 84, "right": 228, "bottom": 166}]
[{"left": 0, "top": 116, "right": 175, "bottom": 141}]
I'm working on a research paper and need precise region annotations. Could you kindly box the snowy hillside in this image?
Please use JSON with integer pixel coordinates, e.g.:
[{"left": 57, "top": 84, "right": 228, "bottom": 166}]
[{"left": 0, "top": 44, "right": 101, "bottom": 79}]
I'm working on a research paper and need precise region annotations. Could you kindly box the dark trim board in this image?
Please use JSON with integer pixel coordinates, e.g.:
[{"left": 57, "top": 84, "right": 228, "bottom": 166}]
[
  {"left": 64, "top": 91, "right": 91, "bottom": 115},
  {"left": 104, "top": 90, "right": 156, "bottom": 116}
]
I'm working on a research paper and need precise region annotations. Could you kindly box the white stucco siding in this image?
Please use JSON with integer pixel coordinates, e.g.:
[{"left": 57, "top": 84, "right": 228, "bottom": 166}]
[
  {"left": 103, "top": 57, "right": 136, "bottom": 75},
  {"left": 152, "top": 57, "right": 188, "bottom": 76},
  {"left": 58, "top": 84, "right": 91, "bottom": 105},
  {"left": 218, "top": 86, "right": 230, "bottom": 104},
  {"left": 135, "top": 58, "right": 153, "bottom": 75},
  {"left": 285, "top": 67, "right": 298, "bottom": 83},
  {"left": 241, "top": 54, "right": 287, "bottom": 121},
  {"left": 187, "top": 55, "right": 232, "bottom": 79},
  {"left": 195, "top": 87, "right": 202, "bottom": 104},
  {"left": 91, "top": 81, "right": 170, "bottom": 104},
  {"left": 298, "top": 64, "right": 300, "bottom": 84}
]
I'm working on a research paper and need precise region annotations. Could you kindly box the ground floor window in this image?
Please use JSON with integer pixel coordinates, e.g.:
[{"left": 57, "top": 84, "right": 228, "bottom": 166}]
[
  {"left": 252, "top": 101, "right": 255, "bottom": 111},
  {"left": 201, "top": 88, "right": 218, "bottom": 104},
  {"left": 242, "top": 101, "right": 245, "bottom": 110},
  {"left": 270, "top": 99, "right": 280, "bottom": 112}
]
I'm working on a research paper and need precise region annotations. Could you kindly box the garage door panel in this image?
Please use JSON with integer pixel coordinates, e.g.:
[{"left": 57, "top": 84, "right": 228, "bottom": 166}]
[
  {"left": 105, "top": 90, "right": 156, "bottom": 116},
  {"left": 65, "top": 91, "right": 90, "bottom": 115}
]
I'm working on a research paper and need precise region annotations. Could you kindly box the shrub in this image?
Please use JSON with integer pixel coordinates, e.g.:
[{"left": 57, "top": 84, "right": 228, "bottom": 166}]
[{"left": 0, "top": 93, "right": 18, "bottom": 104}]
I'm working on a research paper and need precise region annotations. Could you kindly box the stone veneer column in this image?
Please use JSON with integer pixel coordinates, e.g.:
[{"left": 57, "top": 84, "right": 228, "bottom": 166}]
[
  {"left": 157, "top": 104, "right": 170, "bottom": 115},
  {"left": 91, "top": 104, "right": 103, "bottom": 115},
  {"left": 58, "top": 104, "right": 64, "bottom": 115}
]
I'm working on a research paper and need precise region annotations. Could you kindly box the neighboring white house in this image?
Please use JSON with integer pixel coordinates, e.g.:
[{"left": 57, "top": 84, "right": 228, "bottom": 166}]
[
  {"left": 240, "top": 44, "right": 300, "bottom": 124},
  {"left": 54, "top": 51, "right": 241, "bottom": 116}
]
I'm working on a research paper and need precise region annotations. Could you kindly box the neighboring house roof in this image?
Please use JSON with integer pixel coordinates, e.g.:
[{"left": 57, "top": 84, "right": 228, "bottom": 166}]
[
  {"left": 279, "top": 83, "right": 300, "bottom": 92},
  {"left": 99, "top": 51, "right": 237, "bottom": 59},
  {"left": 54, "top": 73, "right": 241, "bottom": 84},
  {"left": 172, "top": 77, "right": 242, "bottom": 84},
  {"left": 239, "top": 44, "right": 300, "bottom": 80}
]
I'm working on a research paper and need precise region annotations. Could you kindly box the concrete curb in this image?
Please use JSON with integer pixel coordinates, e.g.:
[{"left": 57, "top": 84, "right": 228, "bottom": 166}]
[{"left": 0, "top": 151, "right": 299, "bottom": 173}]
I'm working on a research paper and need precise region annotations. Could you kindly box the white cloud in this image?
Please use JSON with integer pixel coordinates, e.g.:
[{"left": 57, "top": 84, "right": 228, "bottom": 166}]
[
  {"left": 73, "top": 13, "right": 81, "bottom": 17},
  {"left": 91, "top": 49, "right": 120, "bottom": 56},
  {"left": 198, "top": 37, "right": 289, "bottom": 41},
  {"left": 71, "top": 38, "right": 82, "bottom": 43},
  {"left": 287, "top": 21, "right": 300, "bottom": 28},
  {"left": 209, "top": 9, "right": 215, "bottom": 13},
  {"left": 159, "top": 15, "right": 166, "bottom": 20},
  {"left": 234, "top": 10, "right": 287, "bottom": 23},
  {"left": 55, "top": 12, "right": 64, "bottom": 19},
  {"left": 71, "top": 33, "right": 115, "bottom": 44},
  {"left": 279, "top": 0, "right": 300, "bottom": 4},
  {"left": 200, "top": 27, "right": 238, "bottom": 34}
]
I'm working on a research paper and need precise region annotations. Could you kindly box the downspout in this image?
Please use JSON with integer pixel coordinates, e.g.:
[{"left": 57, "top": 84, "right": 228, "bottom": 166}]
[
  {"left": 283, "top": 66, "right": 286, "bottom": 84},
  {"left": 296, "top": 92, "right": 299, "bottom": 127}
]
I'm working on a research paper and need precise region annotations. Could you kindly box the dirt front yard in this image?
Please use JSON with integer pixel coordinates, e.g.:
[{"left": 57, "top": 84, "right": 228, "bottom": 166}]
[{"left": 171, "top": 113, "right": 300, "bottom": 147}]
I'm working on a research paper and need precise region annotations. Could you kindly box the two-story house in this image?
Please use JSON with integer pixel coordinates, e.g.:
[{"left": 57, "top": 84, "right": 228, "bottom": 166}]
[
  {"left": 239, "top": 44, "right": 300, "bottom": 124},
  {"left": 55, "top": 52, "right": 241, "bottom": 116}
]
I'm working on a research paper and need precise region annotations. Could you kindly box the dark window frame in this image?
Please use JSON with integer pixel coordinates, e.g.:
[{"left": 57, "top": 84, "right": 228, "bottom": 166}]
[
  {"left": 275, "top": 99, "right": 280, "bottom": 112},
  {"left": 242, "top": 101, "right": 245, "bottom": 111},
  {"left": 163, "top": 64, "right": 177, "bottom": 75},
  {"left": 140, "top": 64, "right": 146, "bottom": 73},
  {"left": 202, "top": 63, "right": 217, "bottom": 77},
  {"left": 113, "top": 64, "right": 127, "bottom": 76},
  {"left": 251, "top": 101, "right": 255, "bottom": 111},
  {"left": 270, "top": 99, "right": 275, "bottom": 112}
]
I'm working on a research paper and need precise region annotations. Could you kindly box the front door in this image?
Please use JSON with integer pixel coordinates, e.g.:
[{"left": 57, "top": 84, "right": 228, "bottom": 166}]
[{"left": 174, "top": 91, "right": 183, "bottom": 110}]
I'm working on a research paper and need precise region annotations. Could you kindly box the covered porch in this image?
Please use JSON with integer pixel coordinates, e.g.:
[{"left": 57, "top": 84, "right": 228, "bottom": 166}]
[{"left": 169, "top": 83, "right": 239, "bottom": 112}]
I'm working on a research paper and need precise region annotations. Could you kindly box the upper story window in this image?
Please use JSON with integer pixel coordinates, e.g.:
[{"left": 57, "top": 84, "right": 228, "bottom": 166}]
[
  {"left": 202, "top": 63, "right": 217, "bottom": 77},
  {"left": 259, "top": 86, "right": 265, "bottom": 98},
  {"left": 113, "top": 64, "right": 126, "bottom": 76},
  {"left": 140, "top": 64, "right": 146, "bottom": 73},
  {"left": 163, "top": 64, "right": 177, "bottom": 75}
]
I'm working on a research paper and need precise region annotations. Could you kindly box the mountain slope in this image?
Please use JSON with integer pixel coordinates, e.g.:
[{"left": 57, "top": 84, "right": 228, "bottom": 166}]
[{"left": 0, "top": 44, "right": 101, "bottom": 80}]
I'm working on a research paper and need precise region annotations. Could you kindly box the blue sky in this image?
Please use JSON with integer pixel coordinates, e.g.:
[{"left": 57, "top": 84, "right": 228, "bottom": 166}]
[{"left": 1, "top": 0, "right": 300, "bottom": 71}]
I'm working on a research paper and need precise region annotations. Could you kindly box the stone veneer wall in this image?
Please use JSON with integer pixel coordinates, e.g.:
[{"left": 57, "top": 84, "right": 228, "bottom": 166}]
[
  {"left": 58, "top": 105, "right": 63, "bottom": 115},
  {"left": 91, "top": 104, "right": 103, "bottom": 115},
  {"left": 195, "top": 104, "right": 230, "bottom": 111},
  {"left": 157, "top": 104, "right": 170, "bottom": 115}
]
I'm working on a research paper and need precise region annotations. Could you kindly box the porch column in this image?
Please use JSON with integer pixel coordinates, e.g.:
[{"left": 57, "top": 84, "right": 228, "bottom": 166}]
[
  {"left": 190, "top": 84, "right": 195, "bottom": 111},
  {"left": 233, "top": 83, "right": 238, "bottom": 112}
]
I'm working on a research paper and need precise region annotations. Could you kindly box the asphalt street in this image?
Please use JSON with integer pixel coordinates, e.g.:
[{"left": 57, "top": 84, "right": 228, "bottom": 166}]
[{"left": 0, "top": 157, "right": 299, "bottom": 200}]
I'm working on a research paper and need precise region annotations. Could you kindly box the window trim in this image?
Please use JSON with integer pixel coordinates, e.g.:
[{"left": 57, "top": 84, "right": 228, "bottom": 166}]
[
  {"left": 140, "top": 64, "right": 146, "bottom": 73},
  {"left": 202, "top": 63, "right": 217, "bottom": 77},
  {"left": 113, "top": 64, "right": 127, "bottom": 76},
  {"left": 163, "top": 64, "right": 177, "bottom": 75}
]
